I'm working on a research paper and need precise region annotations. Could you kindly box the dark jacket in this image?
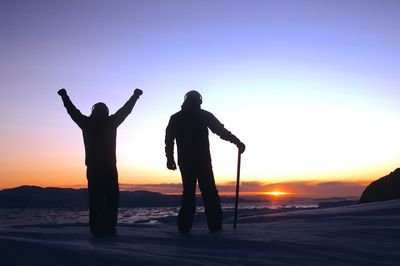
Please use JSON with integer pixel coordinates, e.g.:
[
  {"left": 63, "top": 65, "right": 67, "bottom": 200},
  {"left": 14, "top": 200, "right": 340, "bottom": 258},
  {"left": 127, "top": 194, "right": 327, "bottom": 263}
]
[
  {"left": 165, "top": 108, "right": 240, "bottom": 167},
  {"left": 61, "top": 95, "right": 138, "bottom": 167}
]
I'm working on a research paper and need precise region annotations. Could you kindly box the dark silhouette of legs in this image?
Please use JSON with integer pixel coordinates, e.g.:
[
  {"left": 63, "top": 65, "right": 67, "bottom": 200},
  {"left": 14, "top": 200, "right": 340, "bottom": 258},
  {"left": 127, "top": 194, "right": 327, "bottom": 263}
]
[
  {"left": 178, "top": 164, "right": 223, "bottom": 232},
  {"left": 87, "top": 166, "right": 119, "bottom": 236},
  {"left": 178, "top": 166, "right": 197, "bottom": 233},
  {"left": 103, "top": 176, "right": 119, "bottom": 234},
  {"left": 198, "top": 166, "right": 222, "bottom": 231},
  {"left": 88, "top": 179, "right": 105, "bottom": 236}
]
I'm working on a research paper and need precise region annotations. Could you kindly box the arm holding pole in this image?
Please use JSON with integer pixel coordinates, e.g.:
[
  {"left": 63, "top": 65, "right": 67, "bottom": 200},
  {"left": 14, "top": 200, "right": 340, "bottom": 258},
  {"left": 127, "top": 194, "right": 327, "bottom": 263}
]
[{"left": 207, "top": 112, "right": 246, "bottom": 153}]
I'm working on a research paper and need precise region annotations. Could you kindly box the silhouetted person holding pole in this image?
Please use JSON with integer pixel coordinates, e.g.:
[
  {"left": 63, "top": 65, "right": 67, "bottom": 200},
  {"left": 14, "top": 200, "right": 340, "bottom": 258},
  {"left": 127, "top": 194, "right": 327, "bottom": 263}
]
[
  {"left": 58, "top": 88, "right": 143, "bottom": 236},
  {"left": 165, "top": 90, "right": 245, "bottom": 233}
]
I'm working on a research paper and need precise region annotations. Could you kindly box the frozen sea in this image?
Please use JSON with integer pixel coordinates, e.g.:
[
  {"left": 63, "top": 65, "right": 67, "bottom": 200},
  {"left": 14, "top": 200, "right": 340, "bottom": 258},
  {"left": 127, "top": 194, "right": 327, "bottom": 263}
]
[
  {"left": 2, "top": 198, "right": 399, "bottom": 266},
  {"left": 0, "top": 198, "right": 350, "bottom": 228}
]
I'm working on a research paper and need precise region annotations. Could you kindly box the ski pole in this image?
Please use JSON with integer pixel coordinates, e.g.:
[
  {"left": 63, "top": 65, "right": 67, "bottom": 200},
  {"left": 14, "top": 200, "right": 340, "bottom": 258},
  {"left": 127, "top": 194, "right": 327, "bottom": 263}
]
[{"left": 233, "top": 148, "right": 241, "bottom": 229}]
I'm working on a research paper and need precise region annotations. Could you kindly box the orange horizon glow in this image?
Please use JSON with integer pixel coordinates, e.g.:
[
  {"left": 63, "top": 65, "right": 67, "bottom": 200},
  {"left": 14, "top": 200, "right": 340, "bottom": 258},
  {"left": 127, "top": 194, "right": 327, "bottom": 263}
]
[
  {"left": 0, "top": 162, "right": 382, "bottom": 190},
  {"left": 0, "top": 178, "right": 371, "bottom": 198},
  {"left": 263, "top": 191, "right": 290, "bottom": 197}
]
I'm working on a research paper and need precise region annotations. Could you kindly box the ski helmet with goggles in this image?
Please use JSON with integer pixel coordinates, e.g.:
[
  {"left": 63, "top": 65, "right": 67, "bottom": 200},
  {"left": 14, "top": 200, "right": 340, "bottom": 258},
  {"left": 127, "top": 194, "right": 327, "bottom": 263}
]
[
  {"left": 183, "top": 90, "right": 202, "bottom": 106},
  {"left": 91, "top": 102, "right": 109, "bottom": 117}
]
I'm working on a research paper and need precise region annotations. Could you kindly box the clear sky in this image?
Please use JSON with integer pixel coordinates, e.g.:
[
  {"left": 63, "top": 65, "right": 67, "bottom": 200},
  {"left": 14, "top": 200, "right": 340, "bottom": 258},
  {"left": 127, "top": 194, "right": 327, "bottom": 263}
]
[{"left": 1, "top": 0, "right": 400, "bottom": 197}]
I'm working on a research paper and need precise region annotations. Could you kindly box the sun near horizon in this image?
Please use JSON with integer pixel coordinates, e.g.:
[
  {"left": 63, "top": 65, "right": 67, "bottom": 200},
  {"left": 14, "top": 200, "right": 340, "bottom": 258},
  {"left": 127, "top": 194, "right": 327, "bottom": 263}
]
[{"left": 263, "top": 191, "right": 290, "bottom": 197}]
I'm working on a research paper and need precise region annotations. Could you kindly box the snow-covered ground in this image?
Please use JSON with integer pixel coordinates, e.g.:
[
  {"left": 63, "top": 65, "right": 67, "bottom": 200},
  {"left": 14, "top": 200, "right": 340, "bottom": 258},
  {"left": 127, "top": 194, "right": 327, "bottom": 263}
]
[{"left": 1, "top": 200, "right": 399, "bottom": 266}]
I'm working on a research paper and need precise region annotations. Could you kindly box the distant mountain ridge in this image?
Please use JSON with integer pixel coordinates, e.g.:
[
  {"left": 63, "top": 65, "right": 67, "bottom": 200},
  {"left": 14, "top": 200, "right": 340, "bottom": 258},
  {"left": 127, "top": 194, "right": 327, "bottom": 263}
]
[
  {"left": 0, "top": 186, "right": 255, "bottom": 208},
  {"left": 0, "top": 186, "right": 182, "bottom": 208}
]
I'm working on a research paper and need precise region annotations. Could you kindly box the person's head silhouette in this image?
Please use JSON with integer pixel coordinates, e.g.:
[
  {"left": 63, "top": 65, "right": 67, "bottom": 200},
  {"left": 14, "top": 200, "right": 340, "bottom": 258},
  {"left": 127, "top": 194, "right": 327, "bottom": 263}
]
[
  {"left": 182, "top": 90, "right": 202, "bottom": 110},
  {"left": 91, "top": 102, "right": 109, "bottom": 118}
]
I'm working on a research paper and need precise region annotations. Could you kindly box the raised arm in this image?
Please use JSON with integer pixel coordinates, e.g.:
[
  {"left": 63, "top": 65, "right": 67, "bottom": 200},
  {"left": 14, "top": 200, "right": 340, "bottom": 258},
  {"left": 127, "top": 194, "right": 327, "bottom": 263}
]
[
  {"left": 207, "top": 112, "right": 246, "bottom": 153},
  {"left": 165, "top": 117, "right": 177, "bottom": 170},
  {"left": 112, "top": 88, "right": 143, "bottom": 126},
  {"left": 57, "top": 88, "right": 86, "bottom": 128}
]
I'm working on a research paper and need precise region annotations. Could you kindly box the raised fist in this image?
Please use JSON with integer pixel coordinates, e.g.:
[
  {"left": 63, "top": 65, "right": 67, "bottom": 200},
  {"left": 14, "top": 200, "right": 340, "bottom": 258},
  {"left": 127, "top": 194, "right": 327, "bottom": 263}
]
[
  {"left": 58, "top": 88, "right": 67, "bottom": 96},
  {"left": 134, "top": 88, "right": 143, "bottom": 97}
]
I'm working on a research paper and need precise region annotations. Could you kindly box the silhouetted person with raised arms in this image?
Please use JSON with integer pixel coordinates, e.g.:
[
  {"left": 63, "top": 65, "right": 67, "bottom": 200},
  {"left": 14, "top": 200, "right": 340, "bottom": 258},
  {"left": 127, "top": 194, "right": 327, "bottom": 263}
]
[
  {"left": 58, "top": 88, "right": 143, "bottom": 236},
  {"left": 165, "top": 90, "right": 245, "bottom": 233}
]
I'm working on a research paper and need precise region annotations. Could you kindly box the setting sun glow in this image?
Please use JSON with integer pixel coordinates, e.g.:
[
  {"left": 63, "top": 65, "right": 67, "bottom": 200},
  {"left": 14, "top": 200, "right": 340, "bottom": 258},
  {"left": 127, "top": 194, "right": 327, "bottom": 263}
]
[{"left": 263, "top": 191, "right": 290, "bottom": 197}]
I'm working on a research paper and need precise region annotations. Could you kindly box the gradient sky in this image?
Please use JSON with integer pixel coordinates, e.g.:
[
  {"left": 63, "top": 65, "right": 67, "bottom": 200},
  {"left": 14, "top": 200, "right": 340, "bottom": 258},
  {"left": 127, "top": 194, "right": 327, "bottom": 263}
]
[{"left": 1, "top": 0, "right": 400, "bottom": 196}]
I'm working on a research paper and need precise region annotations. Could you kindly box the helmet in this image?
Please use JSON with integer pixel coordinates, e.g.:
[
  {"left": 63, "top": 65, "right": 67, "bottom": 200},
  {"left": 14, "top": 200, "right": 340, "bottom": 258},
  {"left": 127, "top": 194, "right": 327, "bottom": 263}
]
[
  {"left": 183, "top": 90, "right": 202, "bottom": 106},
  {"left": 91, "top": 102, "right": 109, "bottom": 117}
]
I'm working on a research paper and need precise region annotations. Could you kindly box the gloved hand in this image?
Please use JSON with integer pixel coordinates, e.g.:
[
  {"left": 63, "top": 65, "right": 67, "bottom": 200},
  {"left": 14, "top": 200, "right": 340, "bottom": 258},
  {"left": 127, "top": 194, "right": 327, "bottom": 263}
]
[
  {"left": 167, "top": 159, "right": 177, "bottom": 170},
  {"left": 57, "top": 88, "right": 67, "bottom": 96},
  {"left": 237, "top": 142, "right": 246, "bottom": 154},
  {"left": 134, "top": 88, "right": 143, "bottom": 97}
]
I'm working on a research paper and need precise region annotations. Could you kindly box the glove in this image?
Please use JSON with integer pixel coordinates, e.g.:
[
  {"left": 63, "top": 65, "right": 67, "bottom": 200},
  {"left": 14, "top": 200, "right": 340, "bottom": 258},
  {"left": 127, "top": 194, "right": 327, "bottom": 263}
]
[
  {"left": 237, "top": 142, "right": 246, "bottom": 154},
  {"left": 58, "top": 88, "right": 67, "bottom": 96},
  {"left": 134, "top": 88, "right": 143, "bottom": 97},
  {"left": 167, "top": 159, "right": 177, "bottom": 170}
]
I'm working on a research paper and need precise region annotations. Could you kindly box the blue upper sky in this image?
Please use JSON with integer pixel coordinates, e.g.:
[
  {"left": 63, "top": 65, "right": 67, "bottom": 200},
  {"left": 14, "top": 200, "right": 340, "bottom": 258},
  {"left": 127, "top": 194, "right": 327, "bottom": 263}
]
[{"left": 1, "top": 0, "right": 400, "bottom": 189}]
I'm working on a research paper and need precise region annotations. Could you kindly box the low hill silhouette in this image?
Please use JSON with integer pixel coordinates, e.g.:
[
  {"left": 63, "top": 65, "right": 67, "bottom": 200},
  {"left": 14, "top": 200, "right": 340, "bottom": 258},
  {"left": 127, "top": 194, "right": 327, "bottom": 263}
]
[
  {"left": 359, "top": 168, "right": 400, "bottom": 204},
  {"left": 0, "top": 186, "right": 259, "bottom": 208},
  {"left": 0, "top": 186, "right": 182, "bottom": 208}
]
